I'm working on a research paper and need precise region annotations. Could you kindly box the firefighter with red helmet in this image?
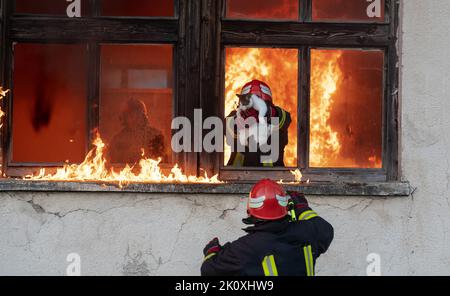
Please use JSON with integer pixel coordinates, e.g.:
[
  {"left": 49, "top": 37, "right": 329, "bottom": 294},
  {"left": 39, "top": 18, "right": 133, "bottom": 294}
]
[
  {"left": 226, "top": 80, "right": 292, "bottom": 167},
  {"left": 201, "top": 179, "right": 334, "bottom": 276}
]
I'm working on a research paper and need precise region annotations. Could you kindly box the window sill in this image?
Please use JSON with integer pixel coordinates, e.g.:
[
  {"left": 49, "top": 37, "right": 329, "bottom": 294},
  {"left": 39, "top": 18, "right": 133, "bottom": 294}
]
[{"left": 0, "top": 179, "right": 411, "bottom": 196}]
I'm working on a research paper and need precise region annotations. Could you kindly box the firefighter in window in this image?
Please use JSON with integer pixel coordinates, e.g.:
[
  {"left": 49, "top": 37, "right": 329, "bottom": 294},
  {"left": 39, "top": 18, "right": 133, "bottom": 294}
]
[
  {"left": 108, "top": 98, "right": 167, "bottom": 165},
  {"left": 201, "top": 179, "right": 334, "bottom": 276},
  {"left": 225, "top": 80, "right": 291, "bottom": 167}
]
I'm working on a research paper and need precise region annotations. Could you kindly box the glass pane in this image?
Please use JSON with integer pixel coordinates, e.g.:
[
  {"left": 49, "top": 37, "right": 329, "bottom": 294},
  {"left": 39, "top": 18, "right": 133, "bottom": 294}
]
[
  {"left": 225, "top": 47, "right": 298, "bottom": 167},
  {"left": 313, "top": 0, "right": 385, "bottom": 22},
  {"left": 101, "top": 0, "right": 174, "bottom": 17},
  {"left": 100, "top": 44, "right": 173, "bottom": 165},
  {"left": 310, "top": 49, "right": 383, "bottom": 168},
  {"left": 15, "top": 0, "right": 89, "bottom": 16},
  {"left": 226, "top": 0, "right": 299, "bottom": 20},
  {"left": 12, "top": 44, "right": 88, "bottom": 163}
]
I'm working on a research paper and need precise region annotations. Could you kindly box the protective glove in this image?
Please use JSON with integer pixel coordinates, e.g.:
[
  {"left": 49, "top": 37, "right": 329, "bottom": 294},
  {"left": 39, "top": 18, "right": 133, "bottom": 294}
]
[
  {"left": 287, "top": 191, "right": 312, "bottom": 221},
  {"left": 203, "top": 237, "right": 222, "bottom": 256},
  {"left": 287, "top": 191, "right": 309, "bottom": 210}
]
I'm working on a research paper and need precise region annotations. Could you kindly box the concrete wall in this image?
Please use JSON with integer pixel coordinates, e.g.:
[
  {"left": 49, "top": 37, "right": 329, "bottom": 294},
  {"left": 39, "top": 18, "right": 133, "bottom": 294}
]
[{"left": 1, "top": 0, "right": 450, "bottom": 275}]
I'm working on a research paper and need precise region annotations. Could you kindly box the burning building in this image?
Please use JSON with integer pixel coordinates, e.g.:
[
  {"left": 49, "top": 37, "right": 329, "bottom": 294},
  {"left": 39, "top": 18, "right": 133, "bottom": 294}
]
[{"left": 0, "top": 0, "right": 448, "bottom": 277}]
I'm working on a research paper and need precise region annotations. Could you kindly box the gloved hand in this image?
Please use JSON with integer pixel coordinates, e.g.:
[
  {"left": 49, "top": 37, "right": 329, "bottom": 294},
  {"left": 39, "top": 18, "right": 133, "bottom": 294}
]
[
  {"left": 203, "top": 237, "right": 222, "bottom": 256},
  {"left": 287, "top": 191, "right": 309, "bottom": 210}
]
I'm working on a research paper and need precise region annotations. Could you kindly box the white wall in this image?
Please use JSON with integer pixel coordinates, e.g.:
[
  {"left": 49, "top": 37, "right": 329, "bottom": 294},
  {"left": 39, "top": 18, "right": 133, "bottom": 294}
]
[{"left": 1, "top": 0, "right": 450, "bottom": 275}]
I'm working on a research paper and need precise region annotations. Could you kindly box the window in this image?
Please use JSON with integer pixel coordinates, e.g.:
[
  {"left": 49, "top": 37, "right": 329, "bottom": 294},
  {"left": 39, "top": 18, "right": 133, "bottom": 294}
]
[
  {"left": 224, "top": 47, "right": 298, "bottom": 167},
  {"left": 12, "top": 44, "right": 88, "bottom": 164},
  {"left": 0, "top": 0, "right": 400, "bottom": 184},
  {"left": 226, "top": 0, "right": 299, "bottom": 20},
  {"left": 1, "top": 0, "right": 182, "bottom": 177},
  {"left": 313, "top": 0, "right": 385, "bottom": 22},
  {"left": 218, "top": 0, "right": 399, "bottom": 182},
  {"left": 15, "top": 0, "right": 89, "bottom": 16},
  {"left": 100, "top": 0, "right": 175, "bottom": 17},
  {"left": 99, "top": 44, "right": 174, "bottom": 165},
  {"left": 309, "top": 49, "right": 383, "bottom": 169}
]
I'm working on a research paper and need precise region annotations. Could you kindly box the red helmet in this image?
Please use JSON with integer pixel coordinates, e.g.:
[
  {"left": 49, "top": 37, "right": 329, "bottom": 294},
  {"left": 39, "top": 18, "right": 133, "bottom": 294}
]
[
  {"left": 247, "top": 179, "right": 289, "bottom": 220},
  {"left": 241, "top": 80, "right": 273, "bottom": 103}
]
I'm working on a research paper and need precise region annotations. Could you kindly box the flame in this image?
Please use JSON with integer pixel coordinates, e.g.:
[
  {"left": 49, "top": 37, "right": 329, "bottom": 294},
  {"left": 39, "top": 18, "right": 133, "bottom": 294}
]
[
  {"left": 310, "top": 50, "right": 343, "bottom": 167},
  {"left": 225, "top": 48, "right": 298, "bottom": 167},
  {"left": 290, "top": 169, "right": 303, "bottom": 183},
  {"left": 0, "top": 87, "right": 9, "bottom": 128},
  {"left": 25, "top": 133, "right": 222, "bottom": 187}
]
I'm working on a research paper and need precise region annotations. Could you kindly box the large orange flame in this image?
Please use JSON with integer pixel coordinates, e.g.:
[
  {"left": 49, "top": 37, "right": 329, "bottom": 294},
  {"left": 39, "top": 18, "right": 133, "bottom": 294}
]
[
  {"left": 25, "top": 133, "right": 221, "bottom": 187},
  {"left": 225, "top": 48, "right": 298, "bottom": 167},
  {"left": 310, "top": 50, "right": 343, "bottom": 167}
]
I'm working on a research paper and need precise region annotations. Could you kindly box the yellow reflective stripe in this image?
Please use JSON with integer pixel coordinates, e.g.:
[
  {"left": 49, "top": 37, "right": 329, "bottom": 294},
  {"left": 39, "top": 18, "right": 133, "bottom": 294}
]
[
  {"left": 262, "top": 256, "right": 270, "bottom": 276},
  {"left": 278, "top": 109, "right": 287, "bottom": 129},
  {"left": 262, "top": 161, "right": 274, "bottom": 167},
  {"left": 232, "top": 152, "right": 245, "bottom": 167},
  {"left": 303, "top": 245, "right": 314, "bottom": 276},
  {"left": 302, "top": 212, "right": 318, "bottom": 221},
  {"left": 298, "top": 210, "right": 317, "bottom": 221},
  {"left": 262, "top": 255, "right": 278, "bottom": 276},
  {"left": 203, "top": 252, "right": 217, "bottom": 262},
  {"left": 290, "top": 209, "right": 297, "bottom": 221},
  {"left": 308, "top": 245, "right": 314, "bottom": 276}
]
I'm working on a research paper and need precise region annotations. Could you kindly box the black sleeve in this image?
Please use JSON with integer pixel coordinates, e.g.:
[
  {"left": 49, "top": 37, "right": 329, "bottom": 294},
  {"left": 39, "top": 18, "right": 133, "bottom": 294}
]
[
  {"left": 201, "top": 242, "right": 243, "bottom": 276},
  {"left": 313, "top": 217, "right": 334, "bottom": 255},
  {"left": 294, "top": 206, "right": 334, "bottom": 256}
]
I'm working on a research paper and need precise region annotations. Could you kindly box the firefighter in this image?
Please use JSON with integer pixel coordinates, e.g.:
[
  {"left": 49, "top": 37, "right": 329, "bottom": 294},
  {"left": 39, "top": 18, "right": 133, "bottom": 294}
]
[
  {"left": 201, "top": 179, "right": 334, "bottom": 276},
  {"left": 225, "top": 80, "right": 291, "bottom": 167}
]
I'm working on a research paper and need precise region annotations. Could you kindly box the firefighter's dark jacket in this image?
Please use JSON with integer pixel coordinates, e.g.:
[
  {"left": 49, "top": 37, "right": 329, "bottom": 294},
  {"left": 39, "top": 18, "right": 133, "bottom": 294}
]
[{"left": 201, "top": 210, "right": 333, "bottom": 276}]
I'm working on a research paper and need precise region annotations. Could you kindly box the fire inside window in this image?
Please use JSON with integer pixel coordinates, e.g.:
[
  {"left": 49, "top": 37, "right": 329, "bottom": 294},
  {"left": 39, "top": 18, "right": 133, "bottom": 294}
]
[{"left": 0, "top": 0, "right": 398, "bottom": 184}]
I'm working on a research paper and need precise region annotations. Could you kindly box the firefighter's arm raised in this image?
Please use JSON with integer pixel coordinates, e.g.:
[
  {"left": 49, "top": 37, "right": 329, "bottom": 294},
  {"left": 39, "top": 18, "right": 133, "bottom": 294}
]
[{"left": 288, "top": 191, "right": 334, "bottom": 256}]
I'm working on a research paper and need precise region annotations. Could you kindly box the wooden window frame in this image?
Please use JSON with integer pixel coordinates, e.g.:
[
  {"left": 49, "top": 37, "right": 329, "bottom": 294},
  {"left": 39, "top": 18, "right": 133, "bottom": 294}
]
[
  {"left": 0, "top": 0, "right": 400, "bottom": 184},
  {"left": 199, "top": 0, "right": 400, "bottom": 183},
  {"left": 0, "top": 0, "right": 201, "bottom": 177}
]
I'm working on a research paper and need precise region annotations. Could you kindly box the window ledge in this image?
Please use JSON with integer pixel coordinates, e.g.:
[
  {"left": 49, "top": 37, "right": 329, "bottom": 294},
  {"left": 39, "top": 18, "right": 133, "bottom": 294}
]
[{"left": 0, "top": 179, "right": 411, "bottom": 196}]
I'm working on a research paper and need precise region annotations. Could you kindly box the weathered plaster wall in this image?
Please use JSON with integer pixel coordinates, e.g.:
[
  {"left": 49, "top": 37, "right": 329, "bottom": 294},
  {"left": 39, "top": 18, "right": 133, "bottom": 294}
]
[{"left": 1, "top": 0, "right": 450, "bottom": 275}]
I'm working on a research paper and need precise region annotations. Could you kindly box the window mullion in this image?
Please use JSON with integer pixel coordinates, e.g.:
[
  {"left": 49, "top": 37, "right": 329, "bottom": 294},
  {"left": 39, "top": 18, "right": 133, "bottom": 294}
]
[
  {"left": 87, "top": 43, "right": 99, "bottom": 152},
  {"left": 300, "top": 0, "right": 312, "bottom": 22},
  {"left": 299, "top": 46, "right": 310, "bottom": 170}
]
